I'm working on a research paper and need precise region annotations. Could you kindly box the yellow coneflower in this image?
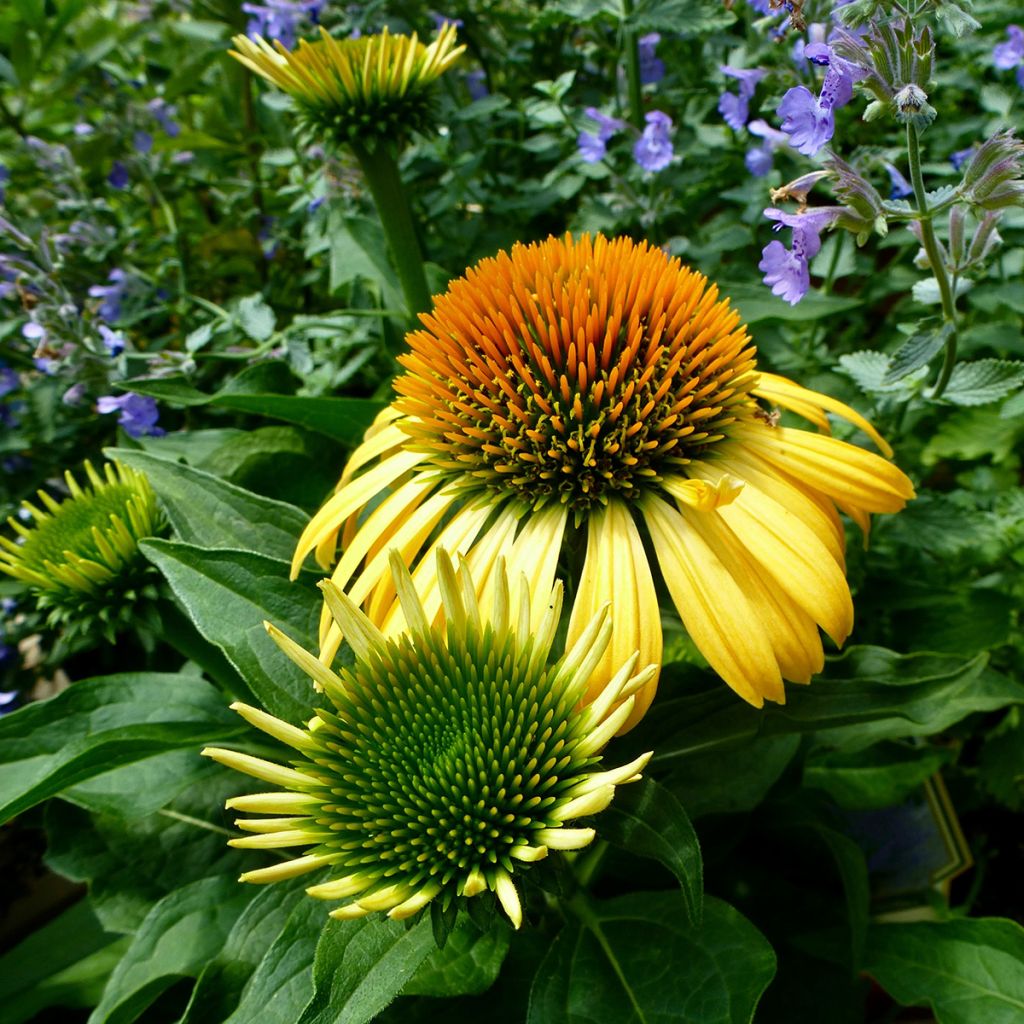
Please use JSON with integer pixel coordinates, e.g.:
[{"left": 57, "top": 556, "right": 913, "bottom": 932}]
[
  {"left": 0, "top": 460, "right": 162, "bottom": 639},
  {"left": 229, "top": 23, "right": 465, "bottom": 147},
  {"left": 204, "top": 550, "right": 653, "bottom": 929},
  {"left": 292, "top": 234, "right": 914, "bottom": 727}
]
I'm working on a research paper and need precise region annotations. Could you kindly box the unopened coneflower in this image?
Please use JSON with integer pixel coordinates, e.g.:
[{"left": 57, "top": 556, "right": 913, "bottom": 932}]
[
  {"left": 203, "top": 550, "right": 653, "bottom": 929},
  {"left": 293, "top": 234, "right": 915, "bottom": 723},
  {"left": 0, "top": 460, "right": 162, "bottom": 640},
  {"left": 229, "top": 24, "right": 464, "bottom": 318}
]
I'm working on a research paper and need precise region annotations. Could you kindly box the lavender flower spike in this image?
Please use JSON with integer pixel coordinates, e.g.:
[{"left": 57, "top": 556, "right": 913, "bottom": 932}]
[
  {"left": 719, "top": 66, "right": 766, "bottom": 132},
  {"left": 759, "top": 206, "right": 843, "bottom": 305},
  {"left": 97, "top": 393, "right": 164, "bottom": 438},
  {"left": 633, "top": 110, "right": 674, "bottom": 172}
]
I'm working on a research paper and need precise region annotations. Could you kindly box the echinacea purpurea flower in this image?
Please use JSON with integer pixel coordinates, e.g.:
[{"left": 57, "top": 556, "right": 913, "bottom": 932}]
[
  {"left": 293, "top": 233, "right": 915, "bottom": 728},
  {"left": 203, "top": 549, "right": 654, "bottom": 929}
]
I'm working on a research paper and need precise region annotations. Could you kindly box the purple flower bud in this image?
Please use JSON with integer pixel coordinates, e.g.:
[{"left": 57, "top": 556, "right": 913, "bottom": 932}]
[
  {"left": 577, "top": 109, "right": 624, "bottom": 164},
  {"left": 62, "top": 382, "right": 86, "bottom": 406},
  {"left": 746, "top": 144, "right": 775, "bottom": 177},
  {"left": 108, "top": 160, "right": 129, "bottom": 189},
  {"left": 89, "top": 269, "right": 128, "bottom": 322},
  {"left": 884, "top": 163, "right": 913, "bottom": 200},
  {"left": 638, "top": 33, "right": 664, "bottom": 86},
  {"left": 97, "top": 392, "right": 164, "bottom": 438},
  {"left": 147, "top": 97, "right": 181, "bottom": 137},
  {"left": 430, "top": 13, "right": 463, "bottom": 31},
  {"left": 307, "top": 195, "right": 325, "bottom": 214},
  {"left": 718, "top": 66, "right": 766, "bottom": 135},
  {"left": 633, "top": 110, "right": 674, "bottom": 172},
  {"left": 98, "top": 324, "right": 126, "bottom": 356}
]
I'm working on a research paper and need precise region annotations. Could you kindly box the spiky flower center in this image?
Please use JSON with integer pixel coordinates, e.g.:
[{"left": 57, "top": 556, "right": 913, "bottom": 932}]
[
  {"left": 395, "top": 234, "right": 759, "bottom": 515},
  {"left": 301, "top": 624, "right": 592, "bottom": 882}
]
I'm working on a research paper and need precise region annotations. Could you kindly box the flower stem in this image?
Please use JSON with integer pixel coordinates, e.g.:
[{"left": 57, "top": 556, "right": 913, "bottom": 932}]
[
  {"left": 351, "top": 142, "right": 432, "bottom": 323},
  {"left": 906, "top": 122, "right": 958, "bottom": 398},
  {"left": 621, "top": 0, "right": 644, "bottom": 129}
]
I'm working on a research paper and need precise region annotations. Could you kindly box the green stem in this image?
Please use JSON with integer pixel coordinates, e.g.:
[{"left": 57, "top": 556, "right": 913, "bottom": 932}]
[
  {"left": 621, "top": 0, "right": 644, "bottom": 129},
  {"left": 351, "top": 142, "right": 432, "bottom": 323},
  {"left": 906, "top": 122, "right": 958, "bottom": 398}
]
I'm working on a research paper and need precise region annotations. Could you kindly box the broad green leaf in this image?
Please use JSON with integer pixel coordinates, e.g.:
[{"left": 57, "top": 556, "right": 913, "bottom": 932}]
[
  {"left": 838, "top": 351, "right": 915, "bottom": 395},
  {"left": 527, "top": 894, "right": 775, "bottom": 1024},
  {"left": 87, "top": 875, "right": 252, "bottom": 1024},
  {"left": 884, "top": 324, "right": 951, "bottom": 383},
  {"left": 922, "top": 407, "right": 1024, "bottom": 465},
  {"left": 108, "top": 446, "right": 308, "bottom": 560},
  {"left": 236, "top": 293, "right": 277, "bottom": 342},
  {"left": 403, "top": 919, "right": 511, "bottom": 998},
  {"left": 140, "top": 540, "right": 321, "bottom": 722},
  {"left": 297, "top": 916, "right": 436, "bottom": 1024},
  {"left": 0, "top": 673, "right": 243, "bottom": 824},
  {"left": 1000, "top": 388, "right": 1024, "bottom": 419},
  {"left": 181, "top": 876, "right": 314, "bottom": 1024},
  {"left": 209, "top": 393, "right": 385, "bottom": 445},
  {"left": 631, "top": 0, "right": 736, "bottom": 35},
  {"left": 622, "top": 648, "right": 1024, "bottom": 765},
  {"left": 804, "top": 742, "right": 952, "bottom": 810},
  {"left": 0, "top": 900, "right": 126, "bottom": 1024},
  {"left": 865, "top": 918, "right": 1024, "bottom": 1024},
  {"left": 725, "top": 282, "right": 862, "bottom": 325},
  {"left": 943, "top": 359, "right": 1024, "bottom": 406},
  {"left": 328, "top": 211, "right": 404, "bottom": 312},
  {"left": 598, "top": 779, "right": 702, "bottom": 924}
]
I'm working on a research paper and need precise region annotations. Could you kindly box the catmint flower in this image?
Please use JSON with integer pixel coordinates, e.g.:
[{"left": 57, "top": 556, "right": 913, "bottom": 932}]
[
  {"left": 993, "top": 25, "right": 1024, "bottom": 73},
  {"left": 747, "top": 0, "right": 772, "bottom": 13},
  {"left": 430, "top": 13, "right": 463, "bottom": 31},
  {"left": 0, "top": 364, "right": 18, "bottom": 397},
  {"left": 147, "top": 98, "right": 181, "bottom": 138},
  {"left": 1, "top": 597, "right": 15, "bottom": 614},
  {"left": 97, "top": 393, "right": 164, "bottom": 438},
  {"left": 242, "top": 1, "right": 325, "bottom": 49},
  {"left": 0, "top": 687, "right": 19, "bottom": 715},
  {"left": 98, "top": 324, "right": 126, "bottom": 356},
  {"left": 73, "top": 122, "right": 94, "bottom": 136},
  {"left": 578, "top": 108, "right": 625, "bottom": 164},
  {"left": 746, "top": 119, "right": 790, "bottom": 177},
  {"left": 62, "top": 383, "right": 86, "bottom": 406},
  {"left": 950, "top": 146, "right": 975, "bottom": 171},
  {"left": 22, "top": 321, "right": 45, "bottom": 343},
  {"left": 884, "top": 163, "right": 913, "bottom": 199},
  {"left": 172, "top": 151, "right": 194, "bottom": 165},
  {"left": 33, "top": 357, "right": 59, "bottom": 374},
  {"left": 133, "top": 130, "right": 153, "bottom": 154},
  {"left": 792, "top": 23, "right": 826, "bottom": 64},
  {"left": 719, "top": 66, "right": 766, "bottom": 132},
  {"left": 307, "top": 195, "right": 325, "bottom": 214},
  {"left": 108, "top": 161, "right": 129, "bottom": 189},
  {"left": 638, "top": 33, "right": 664, "bottom": 85},
  {"left": 633, "top": 110, "right": 674, "bottom": 172},
  {"left": 466, "top": 68, "right": 488, "bottom": 101},
  {"left": 759, "top": 206, "right": 842, "bottom": 305},
  {"left": 89, "top": 269, "right": 128, "bottom": 322}
]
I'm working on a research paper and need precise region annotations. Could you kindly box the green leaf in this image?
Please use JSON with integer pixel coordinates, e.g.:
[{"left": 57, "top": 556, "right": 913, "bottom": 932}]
[
  {"left": 599, "top": 779, "right": 702, "bottom": 924},
  {"left": 1001, "top": 388, "right": 1024, "bottom": 419},
  {"left": 404, "top": 918, "right": 511, "bottom": 998},
  {"left": 623, "top": 648, "right": 1024, "bottom": 766},
  {"left": 527, "top": 894, "right": 775, "bottom": 1023},
  {"left": 630, "top": 0, "right": 736, "bottom": 35},
  {"left": 140, "top": 540, "right": 321, "bottom": 723},
  {"left": 209, "top": 393, "right": 385, "bottom": 445},
  {"left": 884, "top": 324, "right": 951, "bottom": 383},
  {"left": 0, "top": 673, "right": 242, "bottom": 824},
  {"left": 108, "top": 446, "right": 309, "bottom": 561},
  {"left": 87, "top": 875, "right": 253, "bottom": 1024},
  {"left": 943, "top": 359, "right": 1024, "bottom": 406},
  {"left": 236, "top": 293, "right": 277, "bottom": 342},
  {"left": 328, "top": 211, "right": 404, "bottom": 312},
  {"left": 0, "top": 900, "right": 126, "bottom": 1024},
  {"left": 922, "top": 407, "right": 1024, "bottom": 465},
  {"left": 724, "top": 282, "right": 862, "bottom": 325},
  {"left": 838, "top": 351, "right": 915, "bottom": 395},
  {"left": 296, "top": 917, "right": 436, "bottom": 1024},
  {"left": 865, "top": 918, "right": 1024, "bottom": 1024},
  {"left": 977, "top": 712, "right": 1024, "bottom": 811},
  {"left": 804, "top": 742, "right": 952, "bottom": 810}
]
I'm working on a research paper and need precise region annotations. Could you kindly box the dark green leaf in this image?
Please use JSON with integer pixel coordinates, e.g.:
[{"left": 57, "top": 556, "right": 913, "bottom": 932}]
[
  {"left": 838, "top": 351, "right": 914, "bottom": 395},
  {"left": 209, "top": 393, "right": 385, "bottom": 445},
  {"left": 943, "top": 359, "right": 1024, "bottom": 406},
  {"left": 725, "top": 283, "right": 862, "bottom": 325},
  {"left": 140, "top": 540, "right": 321, "bottom": 723},
  {"left": 404, "top": 918, "right": 511, "bottom": 998},
  {"left": 599, "top": 779, "right": 702, "bottom": 924},
  {"left": 328, "top": 211, "right": 404, "bottom": 312},
  {"left": 108, "top": 446, "right": 309, "bottom": 560},
  {"left": 884, "top": 324, "right": 951, "bottom": 383},
  {"left": 0, "top": 673, "right": 242, "bottom": 824},
  {"left": 296, "top": 917, "right": 436, "bottom": 1024},
  {"left": 527, "top": 894, "right": 775, "bottom": 1023},
  {"left": 864, "top": 918, "right": 1024, "bottom": 1024},
  {"left": 86, "top": 875, "right": 252, "bottom": 1024}
]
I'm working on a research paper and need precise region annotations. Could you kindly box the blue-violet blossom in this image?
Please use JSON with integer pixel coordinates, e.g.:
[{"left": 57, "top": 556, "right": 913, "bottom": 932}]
[
  {"left": 97, "top": 393, "right": 164, "bottom": 438},
  {"left": 638, "top": 33, "right": 665, "bottom": 85},
  {"left": 633, "top": 110, "right": 674, "bottom": 172},
  {"left": 993, "top": 25, "right": 1024, "bottom": 88},
  {"left": 578, "top": 108, "right": 624, "bottom": 164},
  {"left": 719, "top": 66, "right": 766, "bottom": 132},
  {"left": 759, "top": 206, "right": 842, "bottom": 305}
]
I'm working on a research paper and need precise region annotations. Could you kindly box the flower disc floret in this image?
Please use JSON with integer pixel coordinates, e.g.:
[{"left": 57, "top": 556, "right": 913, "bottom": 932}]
[
  {"left": 204, "top": 550, "right": 654, "bottom": 929},
  {"left": 230, "top": 24, "right": 465, "bottom": 146},
  {"left": 0, "top": 460, "right": 162, "bottom": 636}
]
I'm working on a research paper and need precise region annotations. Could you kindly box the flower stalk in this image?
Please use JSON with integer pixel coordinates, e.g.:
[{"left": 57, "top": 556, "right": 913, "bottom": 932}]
[{"left": 621, "top": 0, "right": 644, "bottom": 129}]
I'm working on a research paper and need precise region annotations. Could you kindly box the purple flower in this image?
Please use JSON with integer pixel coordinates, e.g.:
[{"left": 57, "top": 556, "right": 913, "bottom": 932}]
[
  {"left": 243, "top": 1, "right": 325, "bottom": 49},
  {"left": 172, "top": 151, "right": 195, "bottom": 165},
  {"left": 633, "top": 110, "right": 674, "bottom": 172},
  {"left": 466, "top": 69, "right": 488, "bottom": 101},
  {"left": 73, "top": 122, "right": 95, "bottom": 136},
  {"left": 21, "top": 321, "right": 45, "bottom": 343},
  {"left": 97, "top": 393, "right": 164, "bottom": 438},
  {"left": 719, "top": 66, "right": 766, "bottom": 132},
  {"left": 430, "top": 13, "right": 463, "bottom": 31},
  {"left": 759, "top": 206, "right": 842, "bottom": 305},
  {"left": 108, "top": 160, "right": 129, "bottom": 189},
  {"left": 884, "top": 162, "right": 913, "bottom": 200},
  {"left": 147, "top": 98, "right": 181, "bottom": 138},
  {"left": 89, "top": 269, "right": 128, "bottom": 322},
  {"left": 993, "top": 25, "right": 1024, "bottom": 71},
  {"left": 133, "top": 130, "right": 154, "bottom": 154},
  {"left": 638, "top": 33, "right": 665, "bottom": 85},
  {"left": 1, "top": 597, "right": 16, "bottom": 615},
  {"left": 777, "top": 86, "right": 833, "bottom": 156},
  {"left": 0, "top": 164, "right": 7, "bottom": 205},
  {"left": 98, "top": 324, "right": 126, "bottom": 356},
  {"left": 577, "top": 108, "right": 624, "bottom": 164},
  {"left": 747, "top": 0, "right": 772, "bottom": 13},
  {"left": 0, "top": 365, "right": 18, "bottom": 397},
  {"left": 62, "top": 383, "right": 86, "bottom": 406},
  {"left": 307, "top": 195, "right": 325, "bottom": 214},
  {"left": 950, "top": 146, "right": 975, "bottom": 171},
  {"left": 746, "top": 145, "right": 775, "bottom": 177},
  {"left": 33, "top": 357, "right": 59, "bottom": 374},
  {"left": 0, "top": 686, "right": 20, "bottom": 715}
]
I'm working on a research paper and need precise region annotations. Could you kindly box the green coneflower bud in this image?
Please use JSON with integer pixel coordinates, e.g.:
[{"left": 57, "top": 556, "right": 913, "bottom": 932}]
[
  {"left": 203, "top": 549, "right": 654, "bottom": 930},
  {"left": 0, "top": 460, "right": 163, "bottom": 640}
]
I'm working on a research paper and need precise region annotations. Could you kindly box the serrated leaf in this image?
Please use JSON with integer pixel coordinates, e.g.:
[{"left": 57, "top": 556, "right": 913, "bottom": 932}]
[
  {"left": 865, "top": 918, "right": 1024, "bottom": 1024},
  {"left": 236, "top": 293, "right": 277, "bottom": 342},
  {"left": 838, "top": 351, "right": 914, "bottom": 394},
  {"left": 527, "top": 894, "right": 775, "bottom": 1024},
  {"left": 108, "top": 446, "right": 308, "bottom": 561},
  {"left": 599, "top": 778, "right": 703, "bottom": 924},
  {"left": 913, "top": 276, "right": 971, "bottom": 305},
  {"left": 922, "top": 407, "right": 1024, "bottom": 465},
  {"left": 942, "top": 359, "right": 1024, "bottom": 406},
  {"left": 884, "top": 323, "right": 952, "bottom": 382},
  {"left": 0, "top": 673, "right": 242, "bottom": 824},
  {"left": 1001, "top": 388, "right": 1024, "bottom": 419}
]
